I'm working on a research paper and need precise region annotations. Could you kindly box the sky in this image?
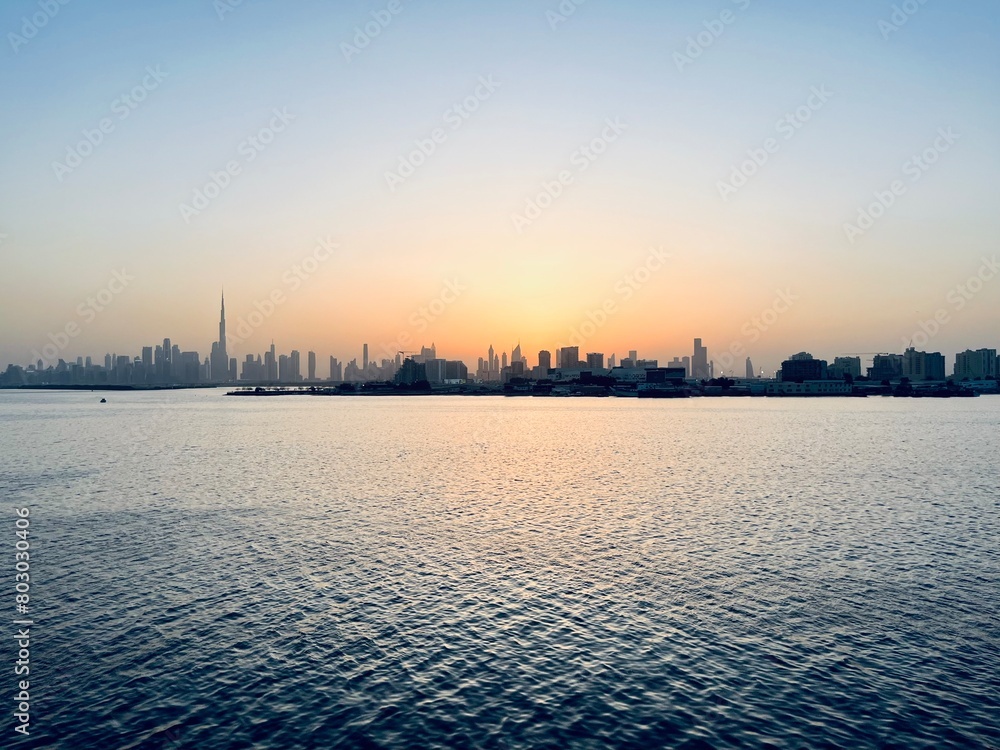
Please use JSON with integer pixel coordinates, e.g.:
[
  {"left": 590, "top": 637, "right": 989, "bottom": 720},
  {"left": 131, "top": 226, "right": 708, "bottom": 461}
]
[{"left": 1, "top": 0, "right": 998, "bottom": 376}]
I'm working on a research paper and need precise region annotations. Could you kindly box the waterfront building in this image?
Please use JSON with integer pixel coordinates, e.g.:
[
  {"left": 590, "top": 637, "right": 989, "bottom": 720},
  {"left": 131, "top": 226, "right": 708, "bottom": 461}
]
[
  {"left": 954, "top": 348, "right": 997, "bottom": 380},
  {"left": 781, "top": 353, "right": 828, "bottom": 382},
  {"left": 394, "top": 357, "right": 427, "bottom": 385},
  {"left": 766, "top": 381, "right": 852, "bottom": 396},
  {"left": 868, "top": 353, "right": 903, "bottom": 382},
  {"left": 902, "top": 347, "right": 945, "bottom": 382},
  {"left": 829, "top": 356, "right": 862, "bottom": 380}
]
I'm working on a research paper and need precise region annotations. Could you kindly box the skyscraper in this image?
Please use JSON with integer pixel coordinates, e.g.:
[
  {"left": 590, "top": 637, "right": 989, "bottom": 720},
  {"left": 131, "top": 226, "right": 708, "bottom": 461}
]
[
  {"left": 363, "top": 343, "right": 369, "bottom": 371},
  {"left": 746, "top": 357, "right": 754, "bottom": 379},
  {"left": 210, "top": 291, "right": 230, "bottom": 382},
  {"left": 559, "top": 346, "right": 580, "bottom": 369},
  {"left": 512, "top": 341, "right": 523, "bottom": 366},
  {"left": 267, "top": 342, "right": 277, "bottom": 381},
  {"left": 537, "top": 350, "right": 551, "bottom": 371},
  {"left": 308, "top": 351, "right": 316, "bottom": 380},
  {"left": 692, "top": 338, "right": 709, "bottom": 380},
  {"left": 162, "top": 339, "right": 171, "bottom": 380}
]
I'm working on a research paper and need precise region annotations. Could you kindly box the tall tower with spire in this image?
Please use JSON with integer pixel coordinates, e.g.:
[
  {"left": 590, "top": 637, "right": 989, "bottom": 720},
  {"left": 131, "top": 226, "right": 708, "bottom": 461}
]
[
  {"left": 210, "top": 289, "right": 229, "bottom": 382},
  {"left": 219, "top": 290, "right": 227, "bottom": 350}
]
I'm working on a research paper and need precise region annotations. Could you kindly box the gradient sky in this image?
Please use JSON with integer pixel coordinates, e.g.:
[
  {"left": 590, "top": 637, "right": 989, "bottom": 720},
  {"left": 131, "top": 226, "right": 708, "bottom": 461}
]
[{"left": 1, "top": 0, "right": 997, "bottom": 375}]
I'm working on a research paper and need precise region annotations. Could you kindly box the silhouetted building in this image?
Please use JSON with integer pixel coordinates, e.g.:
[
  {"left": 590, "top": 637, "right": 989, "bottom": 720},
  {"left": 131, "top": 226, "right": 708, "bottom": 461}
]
[
  {"left": 781, "top": 353, "right": 827, "bottom": 382},
  {"left": 210, "top": 291, "right": 230, "bottom": 382},
  {"left": 558, "top": 346, "right": 579, "bottom": 369},
  {"left": 829, "top": 356, "right": 862, "bottom": 380},
  {"left": 692, "top": 338, "right": 709, "bottom": 380},
  {"left": 177, "top": 351, "right": 201, "bottom": 383},
  {"left": 242, "top": 354, "right": 263, "bottom": 381},
  {"left": 394, "top": 357, "right": 426, "bottom": 385},
  {"left": 425, "top": 358, "right": 447, "bottom": 383},
  {"left": 954, "top": 348, "right": 997, "bottom": 380},
  {"left": 767, "top": 381, "right": 852, "bottom": 396},
  {"left": 265, "top": 342, "right": 277, "bottom": 381},
  {"left": 646, "top": 367, "right": 686, "bottom": 384},
  {"left": 902, "top": 347, "right": 945, "bottom": 381},
  {"left": 445, "top": 360, "right": 468, "bottom": 381},
  {"left": 586, "top": 352, "right": 605, "bottom": 369},
  {"left": 868, "top": 353, "right": 903, "bottom": 382},
  {"left": 667, "top": 356, "right": 690, "bottom": 377}
]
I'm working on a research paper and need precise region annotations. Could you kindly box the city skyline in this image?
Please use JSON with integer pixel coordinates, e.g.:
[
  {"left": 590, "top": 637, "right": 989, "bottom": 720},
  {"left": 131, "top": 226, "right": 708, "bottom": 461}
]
[
  {"left": 4, "top": 250, "right": 998, "bottom": 380},
  {"left": 6, "top": 289, "right": 997, "bottom": 388},
  {"left": 1, "top": 2, "right": 998, "bottom": 373}
]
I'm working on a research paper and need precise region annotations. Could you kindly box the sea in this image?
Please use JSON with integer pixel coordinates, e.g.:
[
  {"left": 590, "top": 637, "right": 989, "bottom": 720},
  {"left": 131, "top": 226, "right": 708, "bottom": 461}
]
[{"left": 1, "top": 389, "right": 997, "bottom": 749}]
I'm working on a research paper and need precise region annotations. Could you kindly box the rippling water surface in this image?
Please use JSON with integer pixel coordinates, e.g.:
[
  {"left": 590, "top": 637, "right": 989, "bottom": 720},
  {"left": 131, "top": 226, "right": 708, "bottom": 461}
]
[{"left": 1, "top": 390, "right": 998, "bottom": 749}]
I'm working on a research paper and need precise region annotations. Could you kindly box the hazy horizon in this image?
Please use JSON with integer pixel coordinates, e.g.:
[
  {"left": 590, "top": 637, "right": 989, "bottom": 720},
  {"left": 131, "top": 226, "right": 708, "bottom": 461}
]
[{"left": 2, "top": 0, "right": 998, "bottom": 375}]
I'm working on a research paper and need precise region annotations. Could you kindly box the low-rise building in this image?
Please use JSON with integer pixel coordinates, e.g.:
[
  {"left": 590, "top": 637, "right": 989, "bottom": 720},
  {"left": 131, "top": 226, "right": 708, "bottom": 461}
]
[{"left": 766, "top": 381, "right": 852, "bottom": 396}]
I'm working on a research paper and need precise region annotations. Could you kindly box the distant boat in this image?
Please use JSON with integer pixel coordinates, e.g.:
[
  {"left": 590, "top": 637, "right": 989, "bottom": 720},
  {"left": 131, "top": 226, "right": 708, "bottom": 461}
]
[{"left": 100, "top": 398, "right": 107, "bottom": 403}]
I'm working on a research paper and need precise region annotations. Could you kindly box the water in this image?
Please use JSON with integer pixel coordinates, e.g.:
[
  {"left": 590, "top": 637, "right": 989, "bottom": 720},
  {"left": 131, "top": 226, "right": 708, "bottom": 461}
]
[{"left": 1, "top": 390, "right": 998, "bottom": 749}]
